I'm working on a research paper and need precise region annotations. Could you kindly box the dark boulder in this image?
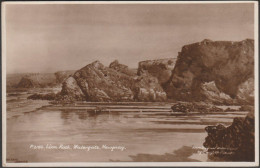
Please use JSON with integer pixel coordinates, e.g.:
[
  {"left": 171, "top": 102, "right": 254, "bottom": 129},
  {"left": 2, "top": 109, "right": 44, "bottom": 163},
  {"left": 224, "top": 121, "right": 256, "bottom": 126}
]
[
  {"left": 171, "top": 102, "right": 223, "bottom": 113},
  {"left": 203, "top": 112, "right": 255, "bottom": 161}
]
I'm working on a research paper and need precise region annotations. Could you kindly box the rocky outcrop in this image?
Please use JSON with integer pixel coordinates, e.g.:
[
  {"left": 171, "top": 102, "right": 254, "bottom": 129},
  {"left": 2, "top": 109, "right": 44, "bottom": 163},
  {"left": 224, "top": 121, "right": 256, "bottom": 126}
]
[
  {"left": 165, "top": 39, "right": 254, "bottom": 104},
  {"left": 171, "top": 102, "right": 223, "bottom": 113},
  {"left": 133, "top": 72, "right": 167, "bottom": 101},
  {"left": 109, "top": 60, "right": 136, "bottom": 76},
  {"left": 236, "top": 77, "right": 254, "bottom": 105},
  {"left": 200, "top": 81, "right": 235, "bottom": 105},
  {"left": 59, "top": 60, "right": 167, "bottom": 102},
  {"left": 16, "top": 77, "right": 39, "bottom": 88},
  {"left": 57, "top": 76, "right": 86, "bottom": 101},
  {"left": 203, "top": 111, "right": 254, "bottom": 161},
  {"left": 137, "top": 58, "right": 177, "bottom": 85}
]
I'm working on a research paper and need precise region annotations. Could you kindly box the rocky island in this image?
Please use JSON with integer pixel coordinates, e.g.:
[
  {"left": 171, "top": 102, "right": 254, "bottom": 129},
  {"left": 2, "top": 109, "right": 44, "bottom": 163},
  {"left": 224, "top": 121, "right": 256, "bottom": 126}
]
[{"left": 21, "top": 39, "right": 254, "bottom": 106}]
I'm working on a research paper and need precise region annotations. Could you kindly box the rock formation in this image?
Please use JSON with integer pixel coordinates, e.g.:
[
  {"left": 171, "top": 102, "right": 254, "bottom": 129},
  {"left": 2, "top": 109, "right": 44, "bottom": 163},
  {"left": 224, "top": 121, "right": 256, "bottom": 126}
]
[
  {"left": 203, "top": 111, "right": 254, "bottom": 161},
  {"left": 109, "top": 60, "right": 136, "bottom": 76},
  {"left": 165, "top": 39, "right": 254, "bottom": 104},
  {"left": 16, "top": 77, "right": 39, "bottom": 88},
  {"left": 171, "top": 102, "right": 223, "bottom": 113},
  {"left": 58, "top": 60, "right": 167, "bottom": 102},
  {"left": 137, "top": 58, "right": 177, "bottom": 85}
]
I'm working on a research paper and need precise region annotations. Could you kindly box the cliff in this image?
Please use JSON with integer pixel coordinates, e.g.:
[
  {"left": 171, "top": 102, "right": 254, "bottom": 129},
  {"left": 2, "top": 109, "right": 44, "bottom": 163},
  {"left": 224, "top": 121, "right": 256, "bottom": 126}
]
[
  {"left": 58, "top": 60, "right": 166, "bottom": 102},
  {"left": 165, "top": 39, "right": 254, "bottom": 104},
  {"left": 137, "top": 58, "right": 177, "bottom": 85}
]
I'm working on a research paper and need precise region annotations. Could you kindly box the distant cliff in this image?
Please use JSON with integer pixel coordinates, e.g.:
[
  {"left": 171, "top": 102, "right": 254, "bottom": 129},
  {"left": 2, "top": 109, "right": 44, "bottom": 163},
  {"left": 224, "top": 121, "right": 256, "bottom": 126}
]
[
  {"left": 7, "top": 71, "right": 75, "bottom": 88},
  {"left": 165, "top": 39, "right": 254, "bottom": 104}
]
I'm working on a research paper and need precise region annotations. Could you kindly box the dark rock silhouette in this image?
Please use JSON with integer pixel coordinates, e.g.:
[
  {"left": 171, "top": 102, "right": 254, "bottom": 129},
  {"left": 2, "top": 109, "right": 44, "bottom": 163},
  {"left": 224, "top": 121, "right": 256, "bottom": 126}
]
[
  {"left": 165, "top": 39, "right": 254, "bottom": 104},
  {"left": 203, "top": 111, "right": 254, "bottom": 161},
  {"left": 171, "top": 102, "right": 223, "bottom": 113}
]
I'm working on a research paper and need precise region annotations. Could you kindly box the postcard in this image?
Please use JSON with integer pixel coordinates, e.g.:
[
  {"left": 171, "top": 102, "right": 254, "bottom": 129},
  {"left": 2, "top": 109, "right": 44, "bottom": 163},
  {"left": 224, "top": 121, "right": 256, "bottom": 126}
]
[{"left": 1, "top": 1, "right": 259, "bottom": 167}]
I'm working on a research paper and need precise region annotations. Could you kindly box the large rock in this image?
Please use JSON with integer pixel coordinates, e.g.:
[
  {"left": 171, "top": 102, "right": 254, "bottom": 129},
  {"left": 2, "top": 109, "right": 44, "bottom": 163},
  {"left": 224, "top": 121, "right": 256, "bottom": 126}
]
[
  {"left": 203, "top": 111, "right": 255, "bottom": 161},
  {"left": 165, "top": 39, "right": 254, "bottom": 104},
  {"left": 59, "top": 60, "right": 167, "bottom": 102},
  {"left": 58, "top": 76, "right": 85, "bottom": 101},
  {"left": 137, "top": 58, "right": 177, "bottom": 85}
]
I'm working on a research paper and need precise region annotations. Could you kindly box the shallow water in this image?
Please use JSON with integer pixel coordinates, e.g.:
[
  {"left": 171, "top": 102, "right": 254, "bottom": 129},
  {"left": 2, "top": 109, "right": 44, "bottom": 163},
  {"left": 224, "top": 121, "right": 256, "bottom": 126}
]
[{"left": 6, "top": 89, "right": 248, "bottom": 162}]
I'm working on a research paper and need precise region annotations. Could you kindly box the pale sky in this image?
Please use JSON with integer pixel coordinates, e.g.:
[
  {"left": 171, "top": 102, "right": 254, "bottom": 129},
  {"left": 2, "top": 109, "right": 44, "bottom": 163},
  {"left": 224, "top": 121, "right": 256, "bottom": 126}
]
[{"left": 5, "top": 3, "right": 254, "bottom": 74}]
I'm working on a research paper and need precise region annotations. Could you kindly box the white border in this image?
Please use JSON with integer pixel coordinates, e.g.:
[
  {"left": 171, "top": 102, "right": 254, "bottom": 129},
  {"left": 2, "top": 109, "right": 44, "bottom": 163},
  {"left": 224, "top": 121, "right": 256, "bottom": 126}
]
[{"left": 1, "top": 1, "right": 259, "bottom": 167}]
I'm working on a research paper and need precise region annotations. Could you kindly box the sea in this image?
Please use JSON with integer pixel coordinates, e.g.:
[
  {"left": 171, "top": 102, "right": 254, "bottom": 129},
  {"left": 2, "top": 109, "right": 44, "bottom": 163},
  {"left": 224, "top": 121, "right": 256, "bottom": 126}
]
[{"left": 5, "top": 88, "right": 248, "bottom": 162}]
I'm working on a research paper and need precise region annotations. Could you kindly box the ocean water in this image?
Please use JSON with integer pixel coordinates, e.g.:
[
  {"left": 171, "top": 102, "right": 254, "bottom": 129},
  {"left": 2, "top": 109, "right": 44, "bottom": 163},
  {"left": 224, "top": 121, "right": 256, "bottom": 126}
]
[{"left": 6, "top": 89, "right": 248, "bottom": 162}]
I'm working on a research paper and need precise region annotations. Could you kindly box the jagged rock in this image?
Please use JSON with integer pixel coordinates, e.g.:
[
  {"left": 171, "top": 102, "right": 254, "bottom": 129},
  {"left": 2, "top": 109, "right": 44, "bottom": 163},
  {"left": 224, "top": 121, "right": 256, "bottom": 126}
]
[
  {"left": 109, "top": 60, "right": 136, "bottom": 76},
  {"left": 133, "top": 72, "right": 167, "bottom": 101},
  {"left": 236, "top": 78, "right": 254, "bottom": 105},
  {"left": 165, "top": 39, "right": 254, "bottom": 104},
  {"left": 58, "top": 76, "right": 85, "bottom": 101},
  {"left": 171, "top": 102, "right": 223, "bottom": 113},
  {"left": 203, "top": 111, "right": 255, "bottom": 161},
  {"left": 200, "top": 81, "right": 235, "bottom": 105},
  {"left": 137, "top": 58, "right": 177, "bottom": 85},
  {"left": 59, "top": 60, "right": 167, "bottom": 102},
  {"left": 72, "top": 61, "right": 135, "bottom": 102}
]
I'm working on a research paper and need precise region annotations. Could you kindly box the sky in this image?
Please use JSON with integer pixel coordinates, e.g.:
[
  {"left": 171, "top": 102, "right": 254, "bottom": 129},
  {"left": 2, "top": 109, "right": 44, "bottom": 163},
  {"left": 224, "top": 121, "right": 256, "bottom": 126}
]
[{"left": 5, "top": 2, "right": 255, "bottom": 74}]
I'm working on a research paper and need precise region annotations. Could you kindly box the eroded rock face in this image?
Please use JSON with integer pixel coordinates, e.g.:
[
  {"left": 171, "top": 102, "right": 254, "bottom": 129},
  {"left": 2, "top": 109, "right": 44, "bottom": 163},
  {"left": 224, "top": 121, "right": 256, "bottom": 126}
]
[
  {"left": 59, "top": 76, "right": 85, "bottom": 101},
  {"left": 236, "top": 78, "right": 254, "bottom": 105},
  {"left": 200, "top": 81, "right": 234, "bottom": 105},
  {"left": 60, "top": 60, "right": 167, "bottom": 102},
  {"left": 109, "top": 60, "right": 136, "bottom": 76},
  {"left": 165, "top": 39, "right": 254, "bottom": 104},
  {"left": 137, "top": 58, "right": 177, "bottom": 85},
  {"left": 133, "top": 72, "right": 167, "bottom": 102}
]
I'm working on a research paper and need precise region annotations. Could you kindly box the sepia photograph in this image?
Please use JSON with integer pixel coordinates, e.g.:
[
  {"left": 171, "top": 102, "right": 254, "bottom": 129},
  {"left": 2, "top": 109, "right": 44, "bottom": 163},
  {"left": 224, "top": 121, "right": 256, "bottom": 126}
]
[{"left": 1, "top": 1, "right": 259, "bottom": 167}]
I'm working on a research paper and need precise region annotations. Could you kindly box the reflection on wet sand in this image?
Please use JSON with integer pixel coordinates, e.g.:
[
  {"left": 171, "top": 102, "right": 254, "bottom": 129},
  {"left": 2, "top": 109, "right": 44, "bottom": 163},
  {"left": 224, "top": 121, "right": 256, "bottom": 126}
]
[{"left": 6, "top": 91, "right": 249, "bottom": 162}]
